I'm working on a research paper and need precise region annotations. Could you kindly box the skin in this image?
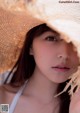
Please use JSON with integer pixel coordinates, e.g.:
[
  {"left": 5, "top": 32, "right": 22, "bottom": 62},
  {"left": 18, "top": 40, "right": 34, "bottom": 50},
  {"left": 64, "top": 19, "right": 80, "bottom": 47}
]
[
  {"left": 69, "top": 88, "right": 80, "bottom": 113},
  {"left": 0, "top": 30, "right": 80, "bottom": 113},
  {"left": 30, "top": 31, "right": 79, "bottom": 83}
]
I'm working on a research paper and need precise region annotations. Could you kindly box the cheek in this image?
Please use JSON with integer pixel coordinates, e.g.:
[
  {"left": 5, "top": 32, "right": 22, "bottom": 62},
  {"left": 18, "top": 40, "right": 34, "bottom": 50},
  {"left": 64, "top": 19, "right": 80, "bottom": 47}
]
[
  {"left": 32, "top": 43, "right": 57, "bottom": 71},
  {"left": 70, "top": 54, "right": 79, "bottom": 74},
  {"left": 33, "top": 48, "right": 51, "bottom": 66},
  {"left": 72, "top": 54, "right": 79, "bottom": 66},
  {"left": 32, "top": 43, "right": 55, "bottom": 61}
]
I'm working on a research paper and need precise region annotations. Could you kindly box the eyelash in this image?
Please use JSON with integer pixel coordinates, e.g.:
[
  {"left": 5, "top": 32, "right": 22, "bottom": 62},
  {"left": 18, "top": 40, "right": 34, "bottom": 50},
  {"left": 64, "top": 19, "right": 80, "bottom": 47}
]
[{"left": 45, "top": 36, "right": 60, "bottom": 42}]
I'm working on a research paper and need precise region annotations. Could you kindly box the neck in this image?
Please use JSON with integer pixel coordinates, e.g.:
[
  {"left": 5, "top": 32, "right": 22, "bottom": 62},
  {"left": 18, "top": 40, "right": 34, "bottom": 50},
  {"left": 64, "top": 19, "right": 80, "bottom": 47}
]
[{"left": 24, "top": 67, "right": 59, "bottom": 104}]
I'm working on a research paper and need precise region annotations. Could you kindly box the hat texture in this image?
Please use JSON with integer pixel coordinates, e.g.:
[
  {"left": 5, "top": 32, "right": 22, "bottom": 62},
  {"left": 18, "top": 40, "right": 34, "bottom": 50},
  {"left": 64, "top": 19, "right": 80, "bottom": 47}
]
[{"left": 0, "top": 0, "right": 43, "bottom": 73}]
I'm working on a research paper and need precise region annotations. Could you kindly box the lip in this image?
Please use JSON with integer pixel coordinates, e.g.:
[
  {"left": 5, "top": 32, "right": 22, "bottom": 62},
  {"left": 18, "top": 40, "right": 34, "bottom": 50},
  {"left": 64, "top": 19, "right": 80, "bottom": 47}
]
[{"left": 52, "top": 65, "right": 70, "bottom": 72}]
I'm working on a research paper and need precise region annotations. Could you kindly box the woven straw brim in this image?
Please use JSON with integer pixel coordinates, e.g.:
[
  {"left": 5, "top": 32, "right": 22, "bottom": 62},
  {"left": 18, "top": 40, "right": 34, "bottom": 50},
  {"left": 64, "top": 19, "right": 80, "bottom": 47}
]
[{"left": 0, "top": 7, "right": 43, "bottom": 73}]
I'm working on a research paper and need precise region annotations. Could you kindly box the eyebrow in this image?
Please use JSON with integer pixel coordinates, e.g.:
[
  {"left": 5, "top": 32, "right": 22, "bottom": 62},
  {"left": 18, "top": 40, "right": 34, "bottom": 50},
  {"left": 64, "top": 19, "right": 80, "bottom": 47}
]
[
  {"left": 46, "top": 29, "right": 60, "bottom": 37},
  {"left": 51, "top": 29, "right": 60, "bottom": 36},
  {"left": 38, "top": 31, "right": 60, "bottom": 39}
]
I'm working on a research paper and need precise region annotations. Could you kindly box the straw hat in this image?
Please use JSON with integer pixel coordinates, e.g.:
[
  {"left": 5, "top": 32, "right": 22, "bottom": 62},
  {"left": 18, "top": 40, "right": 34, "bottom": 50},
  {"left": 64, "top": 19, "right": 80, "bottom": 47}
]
[{"left": 0, "top": 0, "right": 80, "bottom": 94}]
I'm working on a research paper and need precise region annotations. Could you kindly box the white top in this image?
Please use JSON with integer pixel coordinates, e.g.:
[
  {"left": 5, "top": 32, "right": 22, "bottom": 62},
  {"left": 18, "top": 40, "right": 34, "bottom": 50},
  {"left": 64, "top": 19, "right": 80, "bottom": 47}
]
[{"left": 9, "top": 81, "right": 28, "bottom": 113}]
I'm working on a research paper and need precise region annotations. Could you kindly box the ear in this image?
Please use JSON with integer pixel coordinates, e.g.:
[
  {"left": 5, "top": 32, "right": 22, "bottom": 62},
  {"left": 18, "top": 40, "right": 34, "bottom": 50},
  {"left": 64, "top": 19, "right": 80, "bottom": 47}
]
[{"left": 29, "top": 47, "right": 34, "bottom": 55}]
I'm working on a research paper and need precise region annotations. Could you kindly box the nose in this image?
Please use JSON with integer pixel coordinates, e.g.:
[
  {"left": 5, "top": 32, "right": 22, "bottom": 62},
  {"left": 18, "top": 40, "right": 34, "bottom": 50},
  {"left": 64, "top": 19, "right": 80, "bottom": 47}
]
[{"left": 58, "top": 42, "right": 74, "bottom": 60}]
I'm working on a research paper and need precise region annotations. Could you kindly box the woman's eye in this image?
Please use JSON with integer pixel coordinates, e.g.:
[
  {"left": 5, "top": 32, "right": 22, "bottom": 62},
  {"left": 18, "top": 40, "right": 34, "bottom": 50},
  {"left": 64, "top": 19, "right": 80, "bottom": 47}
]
[{"left": 45, "top": 36, "right": 59, "bottom": 42}]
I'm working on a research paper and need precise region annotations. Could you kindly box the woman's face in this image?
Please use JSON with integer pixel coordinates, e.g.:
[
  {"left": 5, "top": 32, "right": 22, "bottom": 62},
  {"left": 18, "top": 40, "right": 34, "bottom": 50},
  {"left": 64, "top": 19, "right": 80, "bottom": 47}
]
[{"left": 30, "top": 30, "right": 79, "bottom": 83}]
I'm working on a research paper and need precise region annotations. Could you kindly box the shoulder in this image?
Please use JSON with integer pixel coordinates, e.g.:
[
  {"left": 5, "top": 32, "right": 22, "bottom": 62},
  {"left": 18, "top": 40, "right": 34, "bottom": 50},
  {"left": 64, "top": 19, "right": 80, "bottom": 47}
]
[{"left": 0, "top": 84, "right": 20, "bottom": 103}]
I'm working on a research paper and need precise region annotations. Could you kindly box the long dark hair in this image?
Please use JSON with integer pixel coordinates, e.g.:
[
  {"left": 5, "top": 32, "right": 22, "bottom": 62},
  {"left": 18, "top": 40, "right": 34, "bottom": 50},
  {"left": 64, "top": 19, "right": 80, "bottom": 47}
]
[{"left": 4, "top": 24, "right": 70, "bottom": 113}]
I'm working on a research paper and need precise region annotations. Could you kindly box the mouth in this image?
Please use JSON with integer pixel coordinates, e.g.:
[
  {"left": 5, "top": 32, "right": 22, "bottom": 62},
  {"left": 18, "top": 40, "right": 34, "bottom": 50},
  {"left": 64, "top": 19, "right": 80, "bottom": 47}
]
[{"left": 52, "top": 66, "right": 70, "bottom": 72}]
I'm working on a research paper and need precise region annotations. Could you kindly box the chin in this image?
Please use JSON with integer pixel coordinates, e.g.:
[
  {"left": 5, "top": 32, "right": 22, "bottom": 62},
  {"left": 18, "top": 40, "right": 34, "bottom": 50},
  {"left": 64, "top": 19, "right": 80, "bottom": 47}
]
[{"left": 50, "top": 77, "right": 69, "bottom": 84}]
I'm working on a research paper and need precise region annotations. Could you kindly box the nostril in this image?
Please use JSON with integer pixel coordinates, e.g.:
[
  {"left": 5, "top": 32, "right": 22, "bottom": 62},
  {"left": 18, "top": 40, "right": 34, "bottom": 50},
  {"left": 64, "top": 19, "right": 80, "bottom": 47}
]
[
  {"left": 57, "top": 54, "right": 69, "bottom": 61},
  {"left": 57, "top": 55, "right": 62, "bottom": 58}
]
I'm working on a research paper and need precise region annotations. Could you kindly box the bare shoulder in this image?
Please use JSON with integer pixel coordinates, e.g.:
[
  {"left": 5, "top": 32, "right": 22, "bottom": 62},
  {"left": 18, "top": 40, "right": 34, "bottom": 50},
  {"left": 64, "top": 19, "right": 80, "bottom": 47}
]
[{"left": 0, "top": 84, "right": 20, "bottom": 104}]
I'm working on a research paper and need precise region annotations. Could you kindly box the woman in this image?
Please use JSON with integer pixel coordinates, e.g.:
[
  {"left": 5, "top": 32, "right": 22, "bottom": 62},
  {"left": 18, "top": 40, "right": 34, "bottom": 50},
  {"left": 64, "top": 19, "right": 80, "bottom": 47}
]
[{"left": 0, "top": 23, "right": 79, "bottom": 113}]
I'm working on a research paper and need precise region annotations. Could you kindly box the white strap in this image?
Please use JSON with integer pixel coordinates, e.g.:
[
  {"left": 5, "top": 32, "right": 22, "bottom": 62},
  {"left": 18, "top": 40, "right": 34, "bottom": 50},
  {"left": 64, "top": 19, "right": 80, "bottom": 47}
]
[{"left": 9, "top": 81, "right": 28, "bottom": 113}]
